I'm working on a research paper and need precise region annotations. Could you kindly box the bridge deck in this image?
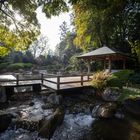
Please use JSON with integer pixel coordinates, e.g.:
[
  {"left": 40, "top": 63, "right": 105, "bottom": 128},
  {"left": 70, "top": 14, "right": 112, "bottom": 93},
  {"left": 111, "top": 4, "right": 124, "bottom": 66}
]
[
  {"left": 43, "top": 76, "right": 92, "bottom": 90},
  {"left": 0, "top": 74, "right": 93, "bottom": 92}
]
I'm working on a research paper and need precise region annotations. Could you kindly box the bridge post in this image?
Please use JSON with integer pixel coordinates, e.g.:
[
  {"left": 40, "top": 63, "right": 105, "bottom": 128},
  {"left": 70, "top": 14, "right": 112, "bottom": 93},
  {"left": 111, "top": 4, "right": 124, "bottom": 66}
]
[
  {"left": 57, "top": 76, "right": 60, "bottom": 90},
  {"left": 87, "top": 74, "right": 90, "bottom": 81},
  {"left": 41, "top": 73, "right": 44, "bottom": 84},
  {"left": 16, "top": 75, "right": 19, "bottom": 85},
  {"left": 81, "top": 75, "right": 83, "bottom": 86}
]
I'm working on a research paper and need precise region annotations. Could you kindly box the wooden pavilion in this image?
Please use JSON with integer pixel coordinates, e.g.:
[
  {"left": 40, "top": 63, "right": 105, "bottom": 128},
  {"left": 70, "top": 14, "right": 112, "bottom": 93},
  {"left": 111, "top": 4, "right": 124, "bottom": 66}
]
[{"left": 77, "top": 46, "right": 130, "bottom": 73}]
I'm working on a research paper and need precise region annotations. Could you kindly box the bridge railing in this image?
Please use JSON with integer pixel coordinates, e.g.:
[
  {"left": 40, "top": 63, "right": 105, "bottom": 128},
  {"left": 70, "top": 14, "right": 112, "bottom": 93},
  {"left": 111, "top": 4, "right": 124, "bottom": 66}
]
[
  {"left": 0, "top": 73, "right": 93, "bottom": 90},
  {"left": 42, "top": 73, "right": 93, "bottom": 90}
]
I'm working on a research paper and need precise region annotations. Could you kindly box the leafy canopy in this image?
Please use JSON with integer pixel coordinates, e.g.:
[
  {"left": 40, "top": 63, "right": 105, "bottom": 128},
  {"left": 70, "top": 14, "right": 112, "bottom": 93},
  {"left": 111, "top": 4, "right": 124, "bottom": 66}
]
[
  {"left": 0, "top": 0, "right": 76, "bottom": 56},
  {"left": 0, "top": 0, "right": 140, "bottom": 64},
  {"left": 0, "top": 25, "right": 39, "bottom": 56}
]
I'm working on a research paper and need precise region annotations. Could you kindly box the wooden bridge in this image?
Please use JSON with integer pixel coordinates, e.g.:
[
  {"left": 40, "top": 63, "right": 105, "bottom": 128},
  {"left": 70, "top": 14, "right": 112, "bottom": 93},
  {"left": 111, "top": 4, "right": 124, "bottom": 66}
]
[{"left": 0, "top": 73, "right": 93, "bottom": 93}]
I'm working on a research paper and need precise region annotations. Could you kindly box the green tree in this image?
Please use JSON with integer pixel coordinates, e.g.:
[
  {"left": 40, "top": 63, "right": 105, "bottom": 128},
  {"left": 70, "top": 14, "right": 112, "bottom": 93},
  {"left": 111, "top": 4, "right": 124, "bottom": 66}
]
[
  {"left": 29, "top": 35, "right": 49, "bottom": 58},
  {"left": 0, "top": 25, "right": 39, "bottom": 56},
  {"left": 55, "top": 21, "right": 82, "bottom": 70},
  {"left": 59, "top": 21, "right": 69, "bottom": 41},
  {"left": 0, "top": 0, "right": 71, "bottom": 56},
  {"left": 72, "top": 0, "right": 140, "bottom": 67},
  {"left": 0, "top": 0, "right": 69, "bottom": 27}
]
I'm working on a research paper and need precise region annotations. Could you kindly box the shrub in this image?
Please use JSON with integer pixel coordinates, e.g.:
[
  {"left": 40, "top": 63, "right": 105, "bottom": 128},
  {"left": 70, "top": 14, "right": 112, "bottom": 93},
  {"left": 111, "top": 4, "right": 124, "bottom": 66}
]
[
  {"left": 0, "top": 62, "right": 12, "bottom": 70},
  {"left": 112, "top": 70, "right": 134, "bottom": 82},
  {"left": 91, "top": 70, "right": 134, "bottom": 92},
  {"left": 91, "top": 71, "right": 111, "bottom": 92},
  {"left": 23, "top": 63, "right": 33, "bottom": 69},
  {"left": 7, "top": 63, "right": 24, "bottom": 70},
  {"left": 107, "top": 75, "right": 123, "bottom": 88},
  {"left": 107, "top": 70, "right": 134, "bottom": 88},
  {"left": 7, "top": 63, "right": 32, "bottom": 70},
  {"left": 129, "top": 73, "right": 140, "bottom": 85}
]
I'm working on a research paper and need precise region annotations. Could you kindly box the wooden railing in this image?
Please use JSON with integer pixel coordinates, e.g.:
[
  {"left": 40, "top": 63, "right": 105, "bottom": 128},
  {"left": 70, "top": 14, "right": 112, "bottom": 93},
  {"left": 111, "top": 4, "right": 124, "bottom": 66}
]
[
  {"left": 42, "top": 73, "right": 92, "bottom": 90},
  {"left": 0, "top": 74, "right": 42, "bottom": 86},
  {"left": 0, "top": 73, "right": 93, "bottom": 90}
]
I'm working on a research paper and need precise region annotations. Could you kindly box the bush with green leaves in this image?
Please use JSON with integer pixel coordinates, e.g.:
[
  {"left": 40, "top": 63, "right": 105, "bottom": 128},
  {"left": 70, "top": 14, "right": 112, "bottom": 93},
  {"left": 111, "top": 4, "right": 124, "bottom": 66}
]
[
  {"left": 112, "top": 70, "right": 134, "bottom": 82},
  {"left": 108, "top": 70, "right": 134, "bottom": 88},
  {"left": 91, "top": 71, "right": 111, "bottom": 93},
  {"left": 91, "top": 70, "right": 134, "bottom": 92},
  {"left": 24, "top": 63, "right": 33, "bottom": 69},
  {"left": 0, "top": 62, "right": 12, "bottom": 70},
  {"left": 107, "top": 75, "right": 123, "bottom": 88},
  {"left": 7, "top": 63, "right": 32, "bottom": 70},
  {"left": 129, "top": 73, "right": 140, "bottom": 85}
]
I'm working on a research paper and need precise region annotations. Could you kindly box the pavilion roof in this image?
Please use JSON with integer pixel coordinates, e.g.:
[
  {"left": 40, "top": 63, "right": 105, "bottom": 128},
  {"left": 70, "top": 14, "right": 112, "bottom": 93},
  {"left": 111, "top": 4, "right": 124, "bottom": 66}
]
[{"left": 77, "top": 46, "right": 128, "bottom": 60}]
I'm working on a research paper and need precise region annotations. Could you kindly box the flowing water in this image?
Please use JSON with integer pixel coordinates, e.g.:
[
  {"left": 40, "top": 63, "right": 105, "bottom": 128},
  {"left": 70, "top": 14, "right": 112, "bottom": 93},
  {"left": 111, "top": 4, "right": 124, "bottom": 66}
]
[
  {"left": 0, "top": 98, "right": 94, "bottom": 140},
  {"left": 0, "top": 114, "right": 93, "bottom": 140}
]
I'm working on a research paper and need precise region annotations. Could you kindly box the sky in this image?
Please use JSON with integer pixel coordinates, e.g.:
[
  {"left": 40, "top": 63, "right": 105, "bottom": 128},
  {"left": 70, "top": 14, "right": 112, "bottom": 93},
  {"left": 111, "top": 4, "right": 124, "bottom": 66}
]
[{"left": 36, "top": 7, "right": 71, "bottom": 51}]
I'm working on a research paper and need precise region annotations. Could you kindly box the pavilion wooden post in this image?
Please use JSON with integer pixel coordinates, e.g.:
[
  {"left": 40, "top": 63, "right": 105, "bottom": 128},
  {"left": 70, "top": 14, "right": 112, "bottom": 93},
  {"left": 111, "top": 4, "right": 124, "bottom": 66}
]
[
  {"left": 87, "top": 60, "right": 91, "bottom": 74},
  {"left": 123, "top": 59, "right": 126, "bottom": 69},
  {"left": 108, "top": 58, "right": 112, "bottom": 72},
  {"left": 104, "top": 60, "right": 106, "bottom": 70}
]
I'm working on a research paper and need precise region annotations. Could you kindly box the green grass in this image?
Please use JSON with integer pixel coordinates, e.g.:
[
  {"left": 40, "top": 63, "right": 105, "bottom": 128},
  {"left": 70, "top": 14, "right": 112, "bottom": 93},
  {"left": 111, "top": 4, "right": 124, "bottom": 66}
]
[{"left": 118, "top": 87, "right": 140, "bottom": 102}]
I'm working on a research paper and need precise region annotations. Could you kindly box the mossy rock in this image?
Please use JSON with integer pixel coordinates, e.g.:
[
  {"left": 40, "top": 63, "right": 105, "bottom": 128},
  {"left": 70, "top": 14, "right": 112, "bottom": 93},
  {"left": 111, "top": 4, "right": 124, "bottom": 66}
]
[{"left": 38, "top": 107, "right": 65, "bottom": 139}]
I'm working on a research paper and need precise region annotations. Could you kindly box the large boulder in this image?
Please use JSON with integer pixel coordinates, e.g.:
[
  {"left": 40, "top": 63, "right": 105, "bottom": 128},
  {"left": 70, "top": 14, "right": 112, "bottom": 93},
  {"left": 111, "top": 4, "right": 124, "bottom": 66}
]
[
  {"left": 47, "top": 93, "right": 63, "bottom": 105},
  {"left": 11, "top": 110, "right": 43, "bottom": 131},
  {"left": 0, "top": 110, "right": 13, "bottom": 133},
  {"left": 102, "top": 88, "right": 120, "bottom": 102},
  {"left": 91, "top": 102, "right": 117, "bottom": 118},
  {"left": 124, "top": 97, "right": 140, "bottom": 117},
  {"left": 38, "top": 107, "right": 65, "bottom": 139},
  {"left": 41, "top": 103, "right": 55, "bottom": 110},
  {"left": 14, "top": 119, "right": 40, "bottom": 131}
]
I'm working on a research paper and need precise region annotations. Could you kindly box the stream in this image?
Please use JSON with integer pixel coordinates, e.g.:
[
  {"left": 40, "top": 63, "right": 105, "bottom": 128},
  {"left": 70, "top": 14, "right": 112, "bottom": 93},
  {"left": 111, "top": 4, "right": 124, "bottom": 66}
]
[
  {"left": 0, "top": 97, "right": 94, "bottom": 140},
  {"left": 0, "top": 114, "right": 93, "bottom": 140}
]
